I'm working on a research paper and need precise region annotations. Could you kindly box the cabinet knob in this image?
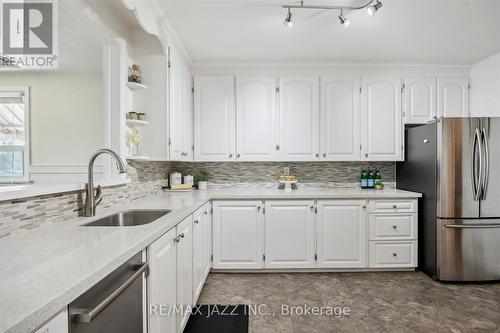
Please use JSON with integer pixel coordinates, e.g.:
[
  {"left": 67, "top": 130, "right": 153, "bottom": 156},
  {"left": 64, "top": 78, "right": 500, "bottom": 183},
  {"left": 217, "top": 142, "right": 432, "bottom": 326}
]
[
  {"left": 179, "top": 233, "right": 185, "bottom": 238},
  {"left": 365, "top": 153, "right": 368, "bottom": 158},
  {"left": 363, "top": 205, "right": 367, "bottom": 209},
  {"left": 392, "top": 252, "right": 398, "bottom": 257},
  {"left": 393, "top": 205, "right": 397, "bottom": 209},
  {"left": 229, "top": 154, "right": 233, "bottom": 158},
  {"left": 392, "top": 225, "right": 397, "bottom": 230},
  {"left": 175, "top": 236, "right": 181, "bottom": 243},
  {"left": 257, "top": 206, "right": 261, "bottom": 212},
  {"left": 323, "top": 153, "right": 326, "bottom": 158},
  {"left": 194, "top": 219, "right": 199, "bottom": 224},
  {"left": 424, "top": 139, "right": 430, "bottom": 144},
  {"left": 203, "top": 211, "right": 208, "bottom": 215},
  {"left": 237, "top": 154, "right": 241, "bottom": 158},
  {"left": 316, "top": 153, "right": 319, "bottom": 158}
]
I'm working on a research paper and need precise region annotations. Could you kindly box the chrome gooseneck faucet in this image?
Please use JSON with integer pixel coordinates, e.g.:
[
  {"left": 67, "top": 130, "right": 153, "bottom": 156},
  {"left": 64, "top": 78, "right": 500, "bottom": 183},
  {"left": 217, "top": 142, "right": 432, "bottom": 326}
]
[{"left": 84, "top": 149, "right": 127, "bottom": 217}]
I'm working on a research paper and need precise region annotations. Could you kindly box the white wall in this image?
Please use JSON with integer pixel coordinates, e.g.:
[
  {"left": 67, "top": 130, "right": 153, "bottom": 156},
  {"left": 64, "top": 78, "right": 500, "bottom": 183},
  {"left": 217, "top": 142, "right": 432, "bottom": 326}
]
[
  {"left": 470, "top": 52, "right": 500, "bottom": 117},
  {"left": 1, "top": 73, "right": 105, "bottom": 183}
]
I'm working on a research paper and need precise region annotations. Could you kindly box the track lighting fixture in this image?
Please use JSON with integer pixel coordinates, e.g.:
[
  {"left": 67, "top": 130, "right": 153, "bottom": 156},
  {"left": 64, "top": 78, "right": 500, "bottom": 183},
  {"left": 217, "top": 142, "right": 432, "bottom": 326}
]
[
  {"left": 282, "top": 0, "right": 383, "bottom": 27},
  {"left": 367, "top": 0, "right": 383, "bottom": 16},
  {"left": 284, "top": 8, "right": 293, "bottom": 28},
  {"left": 338, "top": 9, "right": 350, "bottom": 27}
]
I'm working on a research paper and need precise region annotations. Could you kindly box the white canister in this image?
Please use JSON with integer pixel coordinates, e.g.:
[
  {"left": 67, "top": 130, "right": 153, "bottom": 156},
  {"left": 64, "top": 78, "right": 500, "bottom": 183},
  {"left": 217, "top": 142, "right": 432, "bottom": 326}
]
[
  {"left": 169, "top": 172, "right": 182, "bottom": 186},
  {"left": 184, "top": 175, "right": 194, "bottom": 186}
]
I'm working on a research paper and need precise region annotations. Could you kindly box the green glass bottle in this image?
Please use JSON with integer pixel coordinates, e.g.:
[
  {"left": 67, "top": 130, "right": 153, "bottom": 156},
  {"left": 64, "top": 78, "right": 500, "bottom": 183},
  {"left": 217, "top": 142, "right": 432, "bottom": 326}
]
[
  {"left": 360, "top": 170, "right": 368, "bottom": 189},
  {"left": 368, "top": 170, "right": 375, "bottom": 188}
]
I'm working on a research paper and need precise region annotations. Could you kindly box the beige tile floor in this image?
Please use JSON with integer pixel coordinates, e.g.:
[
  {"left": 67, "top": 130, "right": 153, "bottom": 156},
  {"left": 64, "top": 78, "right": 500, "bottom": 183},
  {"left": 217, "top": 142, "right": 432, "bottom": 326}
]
[{"left": 197, "top": 272, "right": 500, "bottom": 333}]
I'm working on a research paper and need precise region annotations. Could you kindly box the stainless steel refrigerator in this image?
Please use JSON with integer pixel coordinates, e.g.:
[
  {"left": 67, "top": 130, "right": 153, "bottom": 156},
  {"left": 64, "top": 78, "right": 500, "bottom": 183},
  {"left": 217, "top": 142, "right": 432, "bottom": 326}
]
[{"left": 397, "top": 118, "right": 500, "bottom": 281}]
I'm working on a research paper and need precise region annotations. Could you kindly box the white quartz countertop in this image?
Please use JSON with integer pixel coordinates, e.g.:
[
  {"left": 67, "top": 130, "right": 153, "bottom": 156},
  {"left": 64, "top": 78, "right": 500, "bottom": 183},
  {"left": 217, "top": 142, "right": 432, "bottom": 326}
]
[{"left": 0, "top": 187, "right": 420, "bottom": 333}]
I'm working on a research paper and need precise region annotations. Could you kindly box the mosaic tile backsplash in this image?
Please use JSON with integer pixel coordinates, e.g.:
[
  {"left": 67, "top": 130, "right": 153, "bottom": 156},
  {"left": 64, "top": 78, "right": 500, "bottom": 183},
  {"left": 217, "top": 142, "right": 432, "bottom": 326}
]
[{"left": 0, "top": 161, "right": 394, "bottom": 238}]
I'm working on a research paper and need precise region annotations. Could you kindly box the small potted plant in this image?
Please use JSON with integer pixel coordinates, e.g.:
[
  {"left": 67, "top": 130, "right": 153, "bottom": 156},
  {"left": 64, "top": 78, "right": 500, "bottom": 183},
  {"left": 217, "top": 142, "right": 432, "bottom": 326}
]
[
  {"left": 196, "top": 171, "right": 209, "bottom": 190},
  {"left": 374, "top": 180, "right": 384, "bottom": 190}
]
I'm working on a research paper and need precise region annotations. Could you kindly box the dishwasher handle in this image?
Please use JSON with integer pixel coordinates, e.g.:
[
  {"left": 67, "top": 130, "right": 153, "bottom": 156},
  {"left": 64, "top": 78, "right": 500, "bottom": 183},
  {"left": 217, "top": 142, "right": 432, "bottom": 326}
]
[{"left": 73, "top": 262, "right": 148, "bottom": 323}]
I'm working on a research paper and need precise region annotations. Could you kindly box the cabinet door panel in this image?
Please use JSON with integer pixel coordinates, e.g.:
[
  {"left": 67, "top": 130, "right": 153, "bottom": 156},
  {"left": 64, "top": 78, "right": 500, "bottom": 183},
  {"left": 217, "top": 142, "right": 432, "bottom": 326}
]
[
  {"left": 236, "top": 76, "right": 277, "bottom": 161},
  {"left": 202, "top": 204, "right": 212, "bottom": 279},
  {"left": 321, "top": 76, "right": 360, "bottom": 160},
  {"left": 176, "top": 217, "right": 193, "bottom": 332},
  {"left": 361, "top": 77, "right": 403, "bottom": 161},
  {"left": 194, "top": 76, "right": 236, "bottom": 161},
  {"left": 264, "top": 200, "right": 315, "bottom": 268},
  {"left": 317, "top": 200, "right": 367, "bottom": 268},
  {"left": 149, "top": 229, "right": 177, "bottom": 333},
  {"left": 405, "top": 77, "right": 436, "bottom": 124},
  {"left": 169, "top": 47, "right": 193, "bottom": 161},
  {"left": 279, "top": 76, "right": 320, "bottom": 161},
  {"left": 437, "top": 77, "right": 469, "bottom": 118},
  {"left": 213, "top": 201, "right": 263, "bottom": 269},
  {"left": 192, "top": 212, "right": 204, "bottom": 302}
]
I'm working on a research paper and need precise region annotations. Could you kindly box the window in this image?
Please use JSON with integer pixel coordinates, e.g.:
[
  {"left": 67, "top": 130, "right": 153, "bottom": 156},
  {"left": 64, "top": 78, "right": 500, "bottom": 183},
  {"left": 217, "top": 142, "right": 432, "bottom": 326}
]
[{"left": 0, "top": 87, "right": 30, "bottom": 183}]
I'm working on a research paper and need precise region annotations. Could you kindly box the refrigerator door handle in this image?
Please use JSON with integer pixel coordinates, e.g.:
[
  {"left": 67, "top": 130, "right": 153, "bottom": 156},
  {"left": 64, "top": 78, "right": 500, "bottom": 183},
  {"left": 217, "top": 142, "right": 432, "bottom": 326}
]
[
  {"left": 480, "top": 128, "right": 489, "bottom": 200},
  {"left": 472, "top": 128, "right": 483, "bottom": 201},
  {"left": 445, "top": 223, "right": 500, "bottom": 229}
]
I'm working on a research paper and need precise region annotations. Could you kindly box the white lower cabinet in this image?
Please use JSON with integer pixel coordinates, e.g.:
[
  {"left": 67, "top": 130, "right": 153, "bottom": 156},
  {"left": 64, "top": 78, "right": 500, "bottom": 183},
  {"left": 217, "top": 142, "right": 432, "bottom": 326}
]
[
  {"left": 176, "top": 216, "right": 193, "bottom": 332},
  {"left": 264, "top": 200, "right": 315, "bottom": 268},
  {"left": 213, "top": 201, "right": 264, "bottom": 269},
  {"left": 369, "top": 241, "right": 417, "bottom": 268},
  {"left": 34, "top": 309, "right": 68, "bottom": 333},
  {"left": 316, "top": 200, "right": 367, "bottom": 268},
  {"left": 148, "top": 229, "right": 177, "bottom": 333},
  {"left": 192, "top": 203, "right": 212, "bottom": 302}
]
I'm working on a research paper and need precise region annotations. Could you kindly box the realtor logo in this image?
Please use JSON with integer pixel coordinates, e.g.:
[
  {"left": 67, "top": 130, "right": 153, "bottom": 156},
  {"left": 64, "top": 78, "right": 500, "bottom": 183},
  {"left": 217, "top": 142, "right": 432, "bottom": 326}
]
[{"left": 1, "top": 0, "right": 58, "bottom": 69}]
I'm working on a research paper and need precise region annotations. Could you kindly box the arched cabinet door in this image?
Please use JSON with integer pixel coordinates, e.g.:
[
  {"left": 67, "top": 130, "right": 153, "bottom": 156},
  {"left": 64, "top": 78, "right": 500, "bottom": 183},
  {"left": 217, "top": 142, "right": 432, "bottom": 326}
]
[
  {"left": 437, "top": 77, "right": 469, "bottom": 118},
  {"left": 404, "top": 77, "right": 436, "bottom": 124},
  {"left": 278, "top": 76, "right": 320, "bottom": 161},
  {"left": 320, "top": 76, "right": 361, "bottom": 161},
  {"left": 361, "top": 77, "right": 403, "bottom": 161}
]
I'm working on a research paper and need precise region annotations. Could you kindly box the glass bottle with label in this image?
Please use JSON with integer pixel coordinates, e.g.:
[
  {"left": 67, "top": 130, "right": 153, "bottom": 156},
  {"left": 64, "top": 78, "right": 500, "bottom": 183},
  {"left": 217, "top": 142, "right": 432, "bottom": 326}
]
[
  {"left": 360, "top": 170, "right": 368, "bottom": 189},
  {"left": 368, "top": 170, "right": 375, "bottom": 188}
]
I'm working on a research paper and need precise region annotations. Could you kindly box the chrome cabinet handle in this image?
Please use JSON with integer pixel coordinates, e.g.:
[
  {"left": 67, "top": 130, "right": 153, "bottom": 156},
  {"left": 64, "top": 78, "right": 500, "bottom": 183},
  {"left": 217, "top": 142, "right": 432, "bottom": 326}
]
[
  {"left": 179, "top": 233, "right": 185, "bottom": 238},
  {"left": 203, "top": 211, "right": 208, "bottom": 215},
  {"left": 392, "top": 253, "right": 397, "bottom": 257},
  {"left": 175, "top": 236, "right": 181, "bottom": 242},
  {"left": 481, "top": 128, "right": 489, "bottom": 200},
  {"left": 194, "top": 219, "right": 199, "bottom": 224},
  {"left": 472, "top": 129, "right": 482, "bottom": 201},
  {"left": 392, "top": 225, "right": 397, "bottom": 230},
  {"left": 257, "top": 206, "right": 261, "bottom": 212},
  {"left": 73, "top": 262, "right": 149, "bottom": 323}
]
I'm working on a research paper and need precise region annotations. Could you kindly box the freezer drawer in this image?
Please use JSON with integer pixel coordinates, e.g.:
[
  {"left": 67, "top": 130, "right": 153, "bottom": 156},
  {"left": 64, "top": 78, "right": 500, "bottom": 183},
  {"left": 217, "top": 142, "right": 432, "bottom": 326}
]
[{"left": 437, "top": 219, "right": 500, "bottom": 281}]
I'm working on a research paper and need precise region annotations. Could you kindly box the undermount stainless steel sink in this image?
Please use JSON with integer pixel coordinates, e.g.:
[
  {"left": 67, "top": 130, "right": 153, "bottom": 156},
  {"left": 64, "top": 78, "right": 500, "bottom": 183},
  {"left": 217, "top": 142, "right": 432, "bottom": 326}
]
[{"left": 82, "top": 209, "right": 171, "bottom": 227}]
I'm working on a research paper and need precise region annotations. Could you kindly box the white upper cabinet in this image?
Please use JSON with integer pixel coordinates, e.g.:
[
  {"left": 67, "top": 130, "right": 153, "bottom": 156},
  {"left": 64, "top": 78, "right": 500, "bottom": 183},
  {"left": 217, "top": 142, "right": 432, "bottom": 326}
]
[
  {"left": 236, "top": 76, "right": 277, "bottom": 161},
  {"left": 361, "top": 77, "right": 403, "bottom": 161},
  {"left": 264, "top": 200, "right": 316, "bottom": 268},
  {"left": 470, "top": 52, "right": 500, "bottom": 117},
  {"left": 437, "top": 77, "right": 469, "bottom": 118},
  {"left": 194, "top": 76, "right": 236, "bottom": 161},
  {"left": 169, "top": 46, "right": 193, "bottom": 161},
  {"left": 404, "top": 77, "right": 436, "bottom": 124},
  {"left": 278, "top": 76, "right": 320, "bottom": 161},
  {"left": 320, "top": 76, "right": 361, "bottom": 161}
]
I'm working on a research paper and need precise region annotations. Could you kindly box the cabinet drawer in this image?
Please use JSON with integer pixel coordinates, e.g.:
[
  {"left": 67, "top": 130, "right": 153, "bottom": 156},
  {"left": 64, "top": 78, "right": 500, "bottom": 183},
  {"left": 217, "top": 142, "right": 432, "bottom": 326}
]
[
  {"left": 369, "top": 200, "right": 417, "bottom": 213},
  {"left": 369, "top": 241, "right": 417, "bottom": 268},
  {"left": 369, "top": 214, "right": 417, "bottom": 240}
]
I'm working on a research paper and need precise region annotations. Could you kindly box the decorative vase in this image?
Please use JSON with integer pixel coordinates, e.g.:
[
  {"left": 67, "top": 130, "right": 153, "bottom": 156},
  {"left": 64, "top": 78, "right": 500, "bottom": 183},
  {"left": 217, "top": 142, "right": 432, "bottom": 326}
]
[{"left": 198, "top": 181, "right": 208, "bottom": 190}]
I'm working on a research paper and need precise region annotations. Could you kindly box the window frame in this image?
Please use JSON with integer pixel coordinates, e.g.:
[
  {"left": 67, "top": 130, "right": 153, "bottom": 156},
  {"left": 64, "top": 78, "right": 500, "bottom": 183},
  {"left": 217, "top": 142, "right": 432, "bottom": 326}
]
[{"left": 0, "top": 86, "right": 30, "bottom": 183}]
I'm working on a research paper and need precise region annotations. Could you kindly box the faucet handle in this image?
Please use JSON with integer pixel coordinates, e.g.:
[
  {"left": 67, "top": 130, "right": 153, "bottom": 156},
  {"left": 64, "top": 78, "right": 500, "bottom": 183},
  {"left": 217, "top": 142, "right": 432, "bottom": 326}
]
[{"left": 95, "top": 185, "right": 103, "bottom": 206}]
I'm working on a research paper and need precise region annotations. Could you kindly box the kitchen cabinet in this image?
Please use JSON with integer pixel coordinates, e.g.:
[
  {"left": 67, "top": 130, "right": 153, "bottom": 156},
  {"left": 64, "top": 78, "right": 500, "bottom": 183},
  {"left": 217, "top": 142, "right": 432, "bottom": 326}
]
[
  {"left": 34, "top": 309, "right": 68, "bottom": 333},
  {"left": 320, "top": 76, "right": 361, "bottom": 161},
  {"left": 236, "top": 76, "right": 277, "bottom": 161},
  {"left": 194, "top": 76, "right": 236, "bottom": 161},
  {"left": 264, "top": 200, "right": 315, "bottom": 268},
  {"left": 404, "top": 77, "right": 436, "bottom": 124},
  {"left": 213, "top": 201, "right": 264, "bottom": 269},
  {"left": 361, "top": 77, "right": 403, "bottom": 161},
  {"left": 202, "top": 203, "right": 212, "bottom": 279},
  {"left": 316, "top": 200, "right": 367, "bottom": 268},
  {"left": 470, "top": 52, "right": 500, "bottom": 117},
  {"left": 437, "top": 77, "right": 469, "bottom": 118},
  {"left": 278, "top": 76, "right": 320, "bottom": 161},
  {"left": 192, "top": 203, "right": 211, "bottom": 302},
  {"left": 148, "top": 229, "right": 177, "bottom": 333},
  {"left": 169, "top": 46, "right": 193, "bottom": 161},
  {"left": 176, "top": 216, "right": 193, "bottom": 332}
]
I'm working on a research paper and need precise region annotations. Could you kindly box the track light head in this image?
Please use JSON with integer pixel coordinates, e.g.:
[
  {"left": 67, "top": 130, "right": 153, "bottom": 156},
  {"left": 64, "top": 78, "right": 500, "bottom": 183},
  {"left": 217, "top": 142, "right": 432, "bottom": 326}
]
[
  {"left": 338, "top": 10, "right": 350, "bottom": 27},
  {"left": 367, "top": 0, "right": 382, "bottom": 16},
  {"left": 284, "top": 8, "right": 293, "bottom": 28}
]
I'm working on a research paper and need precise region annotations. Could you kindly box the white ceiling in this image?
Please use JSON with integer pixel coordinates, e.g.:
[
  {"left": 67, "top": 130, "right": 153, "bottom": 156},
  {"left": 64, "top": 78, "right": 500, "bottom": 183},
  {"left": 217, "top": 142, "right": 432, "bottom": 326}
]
[{"left": 157, "top": 0, "right": 500, "bottom": 65}]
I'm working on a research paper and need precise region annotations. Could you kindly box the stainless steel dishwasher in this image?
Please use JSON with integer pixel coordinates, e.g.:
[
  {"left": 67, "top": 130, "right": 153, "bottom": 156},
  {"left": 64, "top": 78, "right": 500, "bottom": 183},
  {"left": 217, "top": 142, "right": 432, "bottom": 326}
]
[{"left": 69, "top": 252, "right": 148, "bottom": 333}]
